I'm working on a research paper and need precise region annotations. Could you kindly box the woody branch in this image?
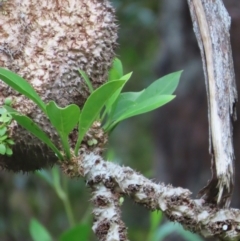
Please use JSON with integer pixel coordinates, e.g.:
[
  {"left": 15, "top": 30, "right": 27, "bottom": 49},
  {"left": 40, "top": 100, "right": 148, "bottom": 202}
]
[
  {"left": 78, "top": 153, "right": 240, "bottom": 241},
  {"left": 187, "top": 0, "right": 237, "bottom": 208},
  {"left": 77, "top": 1, "right": 239, "bottom": 241}
]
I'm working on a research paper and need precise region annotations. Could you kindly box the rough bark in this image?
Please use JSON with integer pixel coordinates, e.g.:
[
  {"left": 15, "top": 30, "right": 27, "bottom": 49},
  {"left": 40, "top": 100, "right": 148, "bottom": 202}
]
[
  {"left": 77, "top": 153, "right": 240, "bottom": 241},
  {"left": 0, "top": 0, "right": 117, "bottom": 171},
  {"left": 186, "top": 0, "right": 237, "bottom": 208},
  {"left": 0, "top": 0, "right": 239, "bottom": 241}
]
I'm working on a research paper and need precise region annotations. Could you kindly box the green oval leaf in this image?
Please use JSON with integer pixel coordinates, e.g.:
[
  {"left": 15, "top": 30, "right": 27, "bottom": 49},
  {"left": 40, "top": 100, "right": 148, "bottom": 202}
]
[
  {"left": 105, "top": 93, "right": 175, "bottom": 131},
  {"left": 104, "top": 71, "right": 182, "bottom": 132},
  {"left": 0, "top": 144, "right": 6, "bottom": 155},
  {"left": 29, "top": 218, "right": 53, "bottom": 241},
  {"left": 0, "top": 68, "right": 46, "bottom": 114},
  {"left": 74, "top": 80, "right": 125, "bottom": 155},
  {"left": 0, "top": 108, "right": 12, "bottom": 123},
  {"left": 5, "top": 146, "right": 13, "bottom": 156},
  {"left": 0, "top": 127, "right": 7, "bottom": 136},
  {"left": 6, "top": 139, "right": 14, "bottom": 145},
  {"left": 139, "top": 70, "right": 182, "bottom": 101},
  {"left": 0, "top": 135, "right": 8, "bottom": 141}
]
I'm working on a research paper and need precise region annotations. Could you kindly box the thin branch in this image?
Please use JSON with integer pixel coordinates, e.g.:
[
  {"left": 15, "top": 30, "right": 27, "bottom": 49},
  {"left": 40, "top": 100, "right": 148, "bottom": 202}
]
[{"left": 187, "top": 0, "right": 237, "bottom": 208}]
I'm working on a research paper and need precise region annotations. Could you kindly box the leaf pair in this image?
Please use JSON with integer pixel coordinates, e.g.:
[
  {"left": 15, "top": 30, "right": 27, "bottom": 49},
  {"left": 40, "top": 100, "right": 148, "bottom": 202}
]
[
  {"left": 47, "top": 79, "right": 126, "bottom": 156},
  {"left": 74, "top": 80, "right": 125, "bottom": 155},
  {"left": 102, "top": 59, "right": 182, "bottom": 131}
]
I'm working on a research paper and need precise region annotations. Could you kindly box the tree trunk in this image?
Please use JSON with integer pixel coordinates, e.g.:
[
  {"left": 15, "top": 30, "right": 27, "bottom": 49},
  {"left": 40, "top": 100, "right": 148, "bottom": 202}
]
[{"left": 154, "top": 0, "right": 240, "bottom": 209}]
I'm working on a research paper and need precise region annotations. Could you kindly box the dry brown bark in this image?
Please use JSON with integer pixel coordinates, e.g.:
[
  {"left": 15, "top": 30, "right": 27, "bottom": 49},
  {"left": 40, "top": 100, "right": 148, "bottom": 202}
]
[
  {"left": 187, "top": 0, "right": 237, "bottom": 208},
  {"left": 154, "top": 0, "right": 240, "bottom": 208}
]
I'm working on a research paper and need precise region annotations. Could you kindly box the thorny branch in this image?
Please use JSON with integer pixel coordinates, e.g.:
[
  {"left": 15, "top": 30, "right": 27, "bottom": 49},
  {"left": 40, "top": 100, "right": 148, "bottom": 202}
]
[
  {"left": 76, "top": 1, "right": 239, "bottom": 241},
  {"left": 77, "top": 153, "right": 240, "bottom": 241},
  {"left": 91, "top": 183, "right": 128, "bottom": 241}
]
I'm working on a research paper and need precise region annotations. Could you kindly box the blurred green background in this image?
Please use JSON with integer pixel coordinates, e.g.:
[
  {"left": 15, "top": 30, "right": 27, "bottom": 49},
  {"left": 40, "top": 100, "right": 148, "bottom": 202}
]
[{"left": 0, "top": 0, "right": 217, "bottom": 240}]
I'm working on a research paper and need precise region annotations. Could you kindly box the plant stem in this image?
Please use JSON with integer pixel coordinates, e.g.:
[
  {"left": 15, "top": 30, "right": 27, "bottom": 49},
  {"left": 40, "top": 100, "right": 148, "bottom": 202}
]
[
  {"left": 60, "top": 134, "right": 71, "bottom": 160},
  {"left": 74, "top": 136, "right": 83, "bottom": 156},
  {"left": 52, "top": 167, "right": 76, "bottom": 227},
  {"left": 62, "top": 194, "right": 76, "bottom": 227}
]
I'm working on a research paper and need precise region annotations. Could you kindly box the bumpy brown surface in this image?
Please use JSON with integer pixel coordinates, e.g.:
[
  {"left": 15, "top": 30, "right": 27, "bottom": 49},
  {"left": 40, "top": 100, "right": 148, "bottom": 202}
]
[{"left": 0, "top": 0, "right": 117, "bottom": 171}]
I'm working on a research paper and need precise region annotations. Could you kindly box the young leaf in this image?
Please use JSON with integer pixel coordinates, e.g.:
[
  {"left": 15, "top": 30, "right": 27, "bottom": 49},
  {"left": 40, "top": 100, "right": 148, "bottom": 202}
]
[
  {"left": 0, "top": 127, "right": 7, "bottom": 136},
  {"left": 4, "top": 106, "right": 63, "bottom": 160},
  {"left": 46, "top": 102, "right": 80, "bottom": 136},
  {"left": 4, "top": 97, "right": 13, "bottom": 106},
  {"left": 103, "top": 91, "right": 143, "bottom": 128},
  {"left": 0, "top": 68, "right": 46, "bottom": 114},
  {"left": 140, "top": 70, "right": 182, "bottom": 101},
  {"left": 0, "top": 144, "right": 6, "bottom": 155},
  {"left": 46, "top": 101, "right": 80, "bottom": 159},
  {"left": 0, "top": 135, "right": 8, "bottom": 141},
  {"left": 108, "top": 58, "right": 123, "bottom": 81},
  {"left": 6, "top": 139, "right": 14, "bottom": 145},
  {"left": 29, "top": 218, "right": 53, "bottom": 241},
  {"left": 104, "top": 71, "right": 182, "bottom": 132},
  {"left": 79, "top": 70, "right": 94, "bottom": 93},
  {"left": 105, "top": 93, "right": 175, "bottom": 131},
  {"left": 5, "top": 146, "right": 13, "bottom": 156},
  {"left": 102, "top": 72, "right": 133, "bottom": 120},
  {"left": 74, "top": 80, "right": 125, "bottom": 155},
  {"left": 0, "top": 108, "right": 12, "bottom": 123}
]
